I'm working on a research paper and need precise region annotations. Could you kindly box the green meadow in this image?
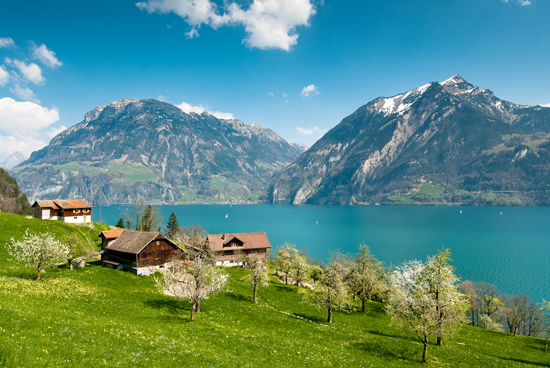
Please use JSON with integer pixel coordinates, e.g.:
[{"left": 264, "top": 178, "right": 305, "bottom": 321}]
[{"left": 1, "top": 212, "right": 549, "bottom": 367}]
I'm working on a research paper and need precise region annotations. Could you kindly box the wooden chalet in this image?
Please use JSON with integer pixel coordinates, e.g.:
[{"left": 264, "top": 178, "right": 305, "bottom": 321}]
[
  {"left": 98, "top": 230, "right": 183, "bottom": 276},
  {"left": 207, "top": 232, "right": 271, "bottom": 266},
  {"left": 32, "top": 199, "right": 93, "bottom": 223}
]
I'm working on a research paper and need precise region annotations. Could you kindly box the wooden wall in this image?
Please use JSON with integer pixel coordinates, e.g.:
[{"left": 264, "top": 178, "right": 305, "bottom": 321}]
[{"left": 138, "top": 239, "right": 178, "bottom": 267}]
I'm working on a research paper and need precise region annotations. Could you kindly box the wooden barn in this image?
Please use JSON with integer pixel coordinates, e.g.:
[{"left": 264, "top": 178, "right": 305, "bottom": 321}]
[
  {"left": 98, "top": 230, "right": 183, "bottom": 276},
  {"left": 207, "top": 232, "right": 271, "bottom": 267}
]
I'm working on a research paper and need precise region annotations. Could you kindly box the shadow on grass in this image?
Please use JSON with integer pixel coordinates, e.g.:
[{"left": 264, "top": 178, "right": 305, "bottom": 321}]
[
  {"left": 144, "top": 297, "right": 190, "bottom": 314},
  {"left": 366, "top": 329, "right": 419, "bottom": 344},
  {"left": 493, "top": 356, "right": 550, "bottom": 367},
  {"left": 274, "top": 285, "right": 298, "bottom": 293},
  {"left": 226, "top": 292, "right": 252, "bottom": 303},
  {"left": 293, "top": 312, "right": 326, "bottom": 324},
  {"left": 352, "top": 340, "right": 421, "bottom": 363}
]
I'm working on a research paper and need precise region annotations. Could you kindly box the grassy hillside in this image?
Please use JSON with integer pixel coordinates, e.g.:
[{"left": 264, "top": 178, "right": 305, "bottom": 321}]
[{"left": 0, "top": 212, "right": 548, "bottom": 367}]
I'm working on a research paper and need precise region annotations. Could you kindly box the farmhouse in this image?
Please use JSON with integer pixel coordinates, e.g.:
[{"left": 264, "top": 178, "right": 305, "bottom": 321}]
[
  {"left": 99, "top": 230, "right": 182, "bottom": 276},
  {"left": 207, "top": 232, "right": 271, "bottom": 266},
  {"left": 32, "top": 199, "right": 93, "bottom": 223}
]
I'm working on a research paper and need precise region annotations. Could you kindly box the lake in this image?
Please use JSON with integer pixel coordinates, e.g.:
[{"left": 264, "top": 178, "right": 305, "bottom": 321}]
[{"left": 93, "top": 205, "right": 550, "bottom": 301}]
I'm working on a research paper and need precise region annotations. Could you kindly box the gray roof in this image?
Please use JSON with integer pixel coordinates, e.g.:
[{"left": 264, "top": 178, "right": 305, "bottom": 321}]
[{"left": 106, "top": 230, "right": 169, "bottom": 254}]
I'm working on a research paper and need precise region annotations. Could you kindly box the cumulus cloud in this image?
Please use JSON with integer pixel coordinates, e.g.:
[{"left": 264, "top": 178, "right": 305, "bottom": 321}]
[
  {"left": 136, "top": 0, "right": 316, "bottom": 51},
  {"left": 296, "top": 126, "right": 325, "bottom": 135},
  {"left": 542, "top": 103, "right": 550, "bottom": 107},
  {"left": 11, "top": 60, "right": 44, "bottom": 84},
  {"left": 0, "top": 98, "right": 61, "bottom": 159},
  {"left": 268, "top": 92, "right": 274, "bottom": 96},
  {"left": 0, "top": 66, "right": 9, "bottom": 86},
  {"left": 176, "top": 101, "right": 234, "bottom": 119},
  {"left": 0, "top": 98, "right": 59, "bottom": 134},
  {"left": 32, "top": 44, "right": 63, "bottom": 68},
  {"left": 300, "top": 84, "right": 319, "bottom": 97},
  {"left": 0, "top": 37, "right": 14, "bottom": 48},
  {"left": 47, "top": 125, "right": 67, "bottom": 139}
]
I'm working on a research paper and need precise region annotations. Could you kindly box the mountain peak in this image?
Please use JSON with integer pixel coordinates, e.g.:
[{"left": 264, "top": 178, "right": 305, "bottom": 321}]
[{"left": 441, "top": 74, "right": 466, "bottom": 86}]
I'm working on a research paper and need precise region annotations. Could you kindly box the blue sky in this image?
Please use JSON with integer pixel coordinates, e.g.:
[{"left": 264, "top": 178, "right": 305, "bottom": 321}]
[{"left": 0, "top": 0, "right": 549, "bottom": 161}]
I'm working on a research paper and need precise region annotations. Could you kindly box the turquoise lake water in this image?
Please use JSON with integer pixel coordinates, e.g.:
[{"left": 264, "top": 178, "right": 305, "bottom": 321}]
[{"left": 93, "top": 205, "right": 550, "bottom": 301}]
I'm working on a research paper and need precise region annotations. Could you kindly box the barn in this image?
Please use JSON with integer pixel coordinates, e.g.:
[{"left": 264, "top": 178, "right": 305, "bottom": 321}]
[{"left": 99, "top": 230, "right": 183, "bottom": 276}]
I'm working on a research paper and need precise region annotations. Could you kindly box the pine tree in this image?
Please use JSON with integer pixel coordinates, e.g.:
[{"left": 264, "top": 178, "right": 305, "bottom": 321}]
[
  {"left": 165, "top": 213, "right": 180, "bottom": 239},
  {"left": 116, "top": 217, "right": 125, "bottom": 229}
]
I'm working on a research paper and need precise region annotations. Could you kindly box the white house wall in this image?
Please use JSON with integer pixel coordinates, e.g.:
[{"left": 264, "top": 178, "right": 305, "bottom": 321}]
[{"left": 63, "top": 215, "right": 92, "bottom": 223}]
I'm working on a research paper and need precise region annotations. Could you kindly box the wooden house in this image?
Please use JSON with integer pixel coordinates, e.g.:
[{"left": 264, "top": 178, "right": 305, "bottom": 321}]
[
  {"left": 98, "top": 230, "right": 183, "bottom": 276},
  {"left": 207, "top": 232, "right": 271, "bottom": 266},
  {"left": 32, "top": 199, "right": 93, "bottom": 223}
]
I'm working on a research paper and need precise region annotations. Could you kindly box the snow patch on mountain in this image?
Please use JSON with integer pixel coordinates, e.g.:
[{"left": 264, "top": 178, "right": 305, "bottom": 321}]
[{"left": 378, "top": 82, "right": 434, "bottom": 117}]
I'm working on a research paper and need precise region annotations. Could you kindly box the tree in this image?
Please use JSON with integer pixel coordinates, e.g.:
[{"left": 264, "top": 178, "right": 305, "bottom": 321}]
[
  {"left": 539, "top": 300, "right": 550, "bottom": 352},
  {"left": 303, "top": 258, "right": 353, "bottom": 323},
  {"left": 7, "top": 230, "right": 70, "bottom": 281},
  {"left": 290, "top": 250, "right": 309, "bottom": 292},
  {"left": 422, "top": 248, "right": 469, "bottom": 347},
  {"left": 115, "top": 217, "right": 125, "bottom": 229},
  {"left": 458, "top": 280, "right": 481, "bottom": 326},
  {"left": 142, "top": 205, "right": 162, "bottom": 232},
  {"left": 165, "top": 213, "right": 180, "bottom": 239},
  {"left": 65, "top": 233, "right": 92, "bottom": 271},
  {"left": 477, "top": 282, "right": 502, "bottom": 317},
  {"left": 155, "top": 253, "right": 228, "bottom": 323},
  {"left": 274, "top": 243, "right": 296, "bottom": 285},
  {"left": 239, "top": 254, "right": 269, "bottom": 303},
  {"left": 386, "top": 251, "right": 468, "bottom": 364},
  {"left": 347, "top": 245, "right": 388, "bottom": 313},
  {"left": 309, "top": 265, "right": 324, "bottom": 284}
]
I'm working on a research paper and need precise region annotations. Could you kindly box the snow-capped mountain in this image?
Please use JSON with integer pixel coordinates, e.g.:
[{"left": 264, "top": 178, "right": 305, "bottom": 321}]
[
  {"left": 0, "top": 152, "right": 27, "bottom": 170},
  {"left": 264, "top": 75, "right": 550, "bottom": 205}
]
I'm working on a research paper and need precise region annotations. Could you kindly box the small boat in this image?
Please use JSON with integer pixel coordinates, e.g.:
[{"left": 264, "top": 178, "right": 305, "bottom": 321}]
[
  {"left": 460, "top": 210, "right": 462, "bottom": 214},
  {"left": 225, "top": 214, "right": 228, "bottom": 218},
  {"left": 500, "top": 212, "right": 503, "bottom": 215}
]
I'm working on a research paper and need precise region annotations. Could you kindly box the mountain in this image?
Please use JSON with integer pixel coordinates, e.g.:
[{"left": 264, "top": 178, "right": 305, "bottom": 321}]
[
  {"left": 0, "top": 168, "right": 32, "bottom": 215},
  {"left": 11, "top": 99, "right": 306, "bottom": 205},
  {"left": 264, "top": 75, "right": 550, "bottom": 205},
  {"left": 0, "top": 152, "right": 27, "bottom": 170}
]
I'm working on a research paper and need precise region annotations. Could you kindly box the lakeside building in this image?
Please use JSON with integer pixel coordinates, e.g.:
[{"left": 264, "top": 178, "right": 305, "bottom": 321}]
[
  {"left": 207, "top": 232, "right": 271, "bottom": 266},
  {"left": 32, "top": 199, "right": 93, "bottom": 223},
  {"left": 98, "top": 230, "right": 182, "bottom": 276}
]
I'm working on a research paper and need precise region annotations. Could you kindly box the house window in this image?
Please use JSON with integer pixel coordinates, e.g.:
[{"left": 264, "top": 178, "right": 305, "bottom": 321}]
[{"left": 231, "top": 243, "right": 237, "bottom": 248}]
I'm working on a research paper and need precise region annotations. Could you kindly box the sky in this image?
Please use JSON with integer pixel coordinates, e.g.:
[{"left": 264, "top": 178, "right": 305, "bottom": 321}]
[{"left": 0, "top": 0, "right": 549, "bottom": 162}]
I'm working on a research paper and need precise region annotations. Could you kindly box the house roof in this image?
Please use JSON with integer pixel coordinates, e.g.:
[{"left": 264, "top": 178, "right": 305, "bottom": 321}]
[
  {"left": 207, "top": 232, "right": 272, "bottom": 252},
  {"left": 106, "top": 230, "right": 180, "bottom": 254},
  {"left": 32, "top": 199, "right": 93, "bottom": 209},
  {"left": 99, "top": 229, "right": 126, "bottom": 240}
]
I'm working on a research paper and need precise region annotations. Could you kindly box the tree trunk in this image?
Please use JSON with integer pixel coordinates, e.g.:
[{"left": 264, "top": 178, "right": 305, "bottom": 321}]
[
  {"left": 362, "top": 299, "right": 366, "bottom": 313},
  {"left": 190, "top": 303, "right": 196, "bottom": 323},
  {"left": 327, "top": 306, "right": 332, "bottom": 323},
  {"left": 422, "top": 341, "right": 428, "bottom": 364},
  {"left": 353, "top": 294, "right": 356, "bottom": 301},
  {"left": 253, "top": 282, "right": 258, "bottom": 303},
  {"left": 285, "top": 274, "right": 288, "bottom": 285},
  {"left": 296, "top": 282, "right": 300, "bottom": 292},
  {"left": 197, "top": 299, "right": 201, "bottom": 313},
  {"left": 545, "top": 338, "right": 548, "bottom": 353},
  {"left": 69, "top": 259, "right": 73, "bottom": 271},
  {"left": 36, "top": 268, "right": 41, "bottom": 281},
  {"left": 437, "top": 336, "right": 442, "bottom": 346}
]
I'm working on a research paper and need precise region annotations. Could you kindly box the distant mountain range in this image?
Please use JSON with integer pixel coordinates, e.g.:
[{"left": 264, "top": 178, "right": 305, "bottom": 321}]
[
  {"left": 264, "top": 75, "right": 550, "bottom": 205},
  {"left": 10, "top": 99, "right": 306, "bottom": 205},
  {"left": 0, "top": 152, "right": 27, "bottom": 170}
]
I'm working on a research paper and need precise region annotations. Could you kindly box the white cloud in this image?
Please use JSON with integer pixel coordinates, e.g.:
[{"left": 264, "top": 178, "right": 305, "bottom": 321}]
[
  {"left": 542, "top": 103, "right": 550, "bottom": 107},
  {"left": 32, "top": 44, "right": 63, "bottom": 69},
  {"left": 300, "top": 84, "right": 319, "bottom": 97},
  {"left": 9, "top": 84, "right": 40, "bottom": 103},
  {"left": 501, "top": 0, "right": 531, "bottom": 5},
  {"left": 296, "top": 126, "right": 325, "bottom": 135},
  {"left": 12, "top": 60, "right": 44, "bottom": 84},
  {"left": 47, "top": 125, "right": 67, "bottom": 138},
  {"left": 176, "top": 101, "right": 234, "bottom": 119},
  {"left": 282, "top": 92, "right": 288, "bottom": 97},
  {"left": 185, "top": 28, "right": 200, "bottom": 39},
  {"left": 0, "top": 98, "right": 59, "bottom": 134},
  {"left": 0, "top": 98, "right": 61, "bottom": 159},
  {"left": 136, "top": 0, "right": 316, "bottom": 51},
  {"left": 157, "top": 94, "right": 169, "bottom": 102},
  {"left": 0, "top": 66, "right": 9, "bottom": 86},
  {"left": 268, "top": 92, "right": 274, "bottom": 96},
  {"left": 0, "top": 37, "right": 14, "bottom": 48}
]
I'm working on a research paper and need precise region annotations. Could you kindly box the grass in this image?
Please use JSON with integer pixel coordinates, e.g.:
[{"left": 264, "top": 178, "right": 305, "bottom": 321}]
[
  {"left": 1, "top": 212, "right": 550, "bottom": 367},
  {"left": 484, "top": 132, "right": 550, "bottom": 155},
  {"left": 388, "top": 196, "right": 412, "bottom": 203},
  {"left": 409, "top": 184, "right": 445, "bottom": 195}
]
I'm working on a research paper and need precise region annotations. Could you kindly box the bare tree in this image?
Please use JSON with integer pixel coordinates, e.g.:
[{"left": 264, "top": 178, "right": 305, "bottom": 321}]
[
  {"left": 477, "top": 282, "right": 502, "bottom": 317},
  {"left": 155, "top": 253, "right": 228, "bottom": 322},
  {"left": 458, "top": 280, "right": 481, "bottom": 326},
  {"left": 347, "top": 245, "right": 388, "bottom": 313},
  {"left": 303, "top": 258, "right": 353, "bottom": 323},
  {"left": 7, "top": 230, "right": 70, "bottom": 281},
  {"left": 123, "top": 202, "right": 163, "bottom": 232},
  {"left": 239, "top": 254, "right": 269, "bottom": 303}
]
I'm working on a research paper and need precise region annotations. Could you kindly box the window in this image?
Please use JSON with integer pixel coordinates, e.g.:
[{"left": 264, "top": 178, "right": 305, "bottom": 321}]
[{"left": 231, "top": 243, "right": 237, "bottom": 248}]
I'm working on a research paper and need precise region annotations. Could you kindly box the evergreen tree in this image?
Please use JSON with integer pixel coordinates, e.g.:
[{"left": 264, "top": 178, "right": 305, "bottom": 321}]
[
  {"left": 165, "top": 213, "right": 180, "bottom": 239},
  {"left": 116, "top": 217, "right": 125, "bottom": 229}
]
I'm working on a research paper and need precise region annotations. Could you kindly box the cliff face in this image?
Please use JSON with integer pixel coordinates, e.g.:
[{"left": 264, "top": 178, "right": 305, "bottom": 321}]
[
  {"left": 11, "top": 99, "right": 306, "bottom": 205},
  {"left": 264, "top": 76, "right": 550, "bottom": 205}
]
